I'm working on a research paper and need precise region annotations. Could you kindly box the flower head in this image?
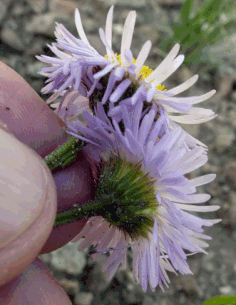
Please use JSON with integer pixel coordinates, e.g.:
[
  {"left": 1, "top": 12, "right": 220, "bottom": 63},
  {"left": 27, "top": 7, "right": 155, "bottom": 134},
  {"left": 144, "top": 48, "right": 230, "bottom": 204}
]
[
  {"left": 66, "top": 101, "right": 220, "bottom": 292},
  {"left": 37, "top": 6, "right": 217, "bottom": 148}
]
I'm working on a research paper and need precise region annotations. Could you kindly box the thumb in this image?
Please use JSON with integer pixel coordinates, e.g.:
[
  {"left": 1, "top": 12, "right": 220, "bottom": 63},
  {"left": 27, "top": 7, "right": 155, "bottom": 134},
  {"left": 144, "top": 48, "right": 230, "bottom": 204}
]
[{"left": 0, "top": 121, "right": 57, "bottom": 287}]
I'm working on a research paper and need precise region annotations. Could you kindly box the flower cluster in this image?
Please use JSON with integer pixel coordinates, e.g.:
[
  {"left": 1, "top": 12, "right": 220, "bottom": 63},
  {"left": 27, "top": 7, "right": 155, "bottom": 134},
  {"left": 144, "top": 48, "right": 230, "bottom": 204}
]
[
  {"left": 37, "top": 6, "right": 217, "bottom": 148},
  {"left": 39, "top": 6, "right": 220, "bottom": 292}
]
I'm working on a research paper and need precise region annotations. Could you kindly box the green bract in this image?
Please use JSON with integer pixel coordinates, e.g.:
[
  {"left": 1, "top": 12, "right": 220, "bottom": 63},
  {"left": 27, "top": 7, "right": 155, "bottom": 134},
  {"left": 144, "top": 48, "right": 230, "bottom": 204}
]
[{"left": 96, "top": 154, "right": 158, "bottom": 240}]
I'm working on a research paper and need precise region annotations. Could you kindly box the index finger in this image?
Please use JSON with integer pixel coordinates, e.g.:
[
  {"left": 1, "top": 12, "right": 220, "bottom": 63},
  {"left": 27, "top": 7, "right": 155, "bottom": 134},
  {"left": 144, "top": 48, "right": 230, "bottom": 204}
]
[{"left": 0, "top": 61, "right": 95, "bottom": 253}]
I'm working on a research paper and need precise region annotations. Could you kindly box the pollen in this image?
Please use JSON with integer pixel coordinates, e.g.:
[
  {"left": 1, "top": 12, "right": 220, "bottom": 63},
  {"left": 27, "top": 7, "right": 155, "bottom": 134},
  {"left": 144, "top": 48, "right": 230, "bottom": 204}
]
[{"left": 105, "top": 53, "right": 166, "bottom": 91}]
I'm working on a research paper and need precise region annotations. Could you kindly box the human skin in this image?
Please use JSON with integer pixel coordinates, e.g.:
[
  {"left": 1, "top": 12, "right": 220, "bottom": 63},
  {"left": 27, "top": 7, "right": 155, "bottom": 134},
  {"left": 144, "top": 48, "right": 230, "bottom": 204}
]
[{"left": 0, "top": 61, "right": 95, "bottom": 304}]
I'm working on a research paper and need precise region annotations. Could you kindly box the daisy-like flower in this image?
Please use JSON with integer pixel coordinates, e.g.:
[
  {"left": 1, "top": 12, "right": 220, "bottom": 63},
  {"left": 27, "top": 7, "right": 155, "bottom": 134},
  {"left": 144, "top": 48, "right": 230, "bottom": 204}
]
[
  {"left": 36, "top": 6, "right": 217, "bottom": 148},
  {"left": 63, "top": 101, "right": 220, "bottom": 292}
]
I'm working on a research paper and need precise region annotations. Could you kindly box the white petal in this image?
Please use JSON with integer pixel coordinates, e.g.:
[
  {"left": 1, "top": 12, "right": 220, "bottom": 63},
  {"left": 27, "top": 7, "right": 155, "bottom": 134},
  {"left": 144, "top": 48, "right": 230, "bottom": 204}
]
[
  {"left": 132, "top": 243, "right": 140, "bottom": 283},
  {"left": 103, "top": 240, "right": 127, "bottom": 272},
  {"left": 147, "top": 84, "right": 156, "bottom": 103},
  {"left": 152, "top": 218, "right": 159, "bottom": 246},
  {"left": 105, "top": 5, "right": 114, "bottom": 61},
  {"left": 109, "top": 229, "right": 122, "bottom": 249},
  {"left": 178, "top": 126, "right": 207, "bottom": 148},
  {"left": 189, "top": 174, "right": 216, "bottom": 187},
  {"left": 181, "top": 155, "right": 208, "bottom": 174},
  {"left": 99, "top": 28, "right": 118, "bottom": 64},
  {"left": 189, "top": 107, "right": 215, "bottom": 115},
  {"left": 152, "top": 55, "right": 185, "bottom": 86},
  {"left": 169, "top": 113, "right": 217, "bottom": 124},
  {"left": 188, "top": 236, "right": 209, "bottom": 248},
  {"left": 75, "top": 8, "right": 91, "bottom": 47},
  {"left": 77, "top": 221, "right": 109, "bottom": 250},
  {"left": 138, "top": 240, "right": 148, "bottom": 292},
  {"left": 120, "top": 11, "right": 136, "bottom": 67},
  {"left": 47, "top": 44, "right": 71, "bottom": 60},
  {"left": 202, "top": 219, "right": 222, "bottom": 226},
  {"left": 165, "top": 193, "right": 211, "bottom": 204},
  {"left": 147, "top": 242, "right": 158, "bottom": 290},
  {"left": 93, "top": 63, "right": 116, "bottom": 79},
  {"left": 167, "top": 75, "right": 199, "bottom": 96},
  {"left": 176, "top": 204, "right": 220, "bottom": 212},
  {"left": 192, "top": 232, "right": 212, "bottom": 240},
  {"left": 108, "top": 252, "right": 126, "bottom": 279},
  {"left": 146, "top": 43, "right": 180, "bottom": 82},
  {"left": 135, "top": 40, "right": 152, "bottom": 76}
]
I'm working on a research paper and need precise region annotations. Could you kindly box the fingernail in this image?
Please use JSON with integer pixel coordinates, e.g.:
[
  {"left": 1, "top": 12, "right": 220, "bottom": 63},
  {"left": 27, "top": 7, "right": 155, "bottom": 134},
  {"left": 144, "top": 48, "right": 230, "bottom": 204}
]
[{"left": 0, "top": 127, "right": 55, "bottom": 250}]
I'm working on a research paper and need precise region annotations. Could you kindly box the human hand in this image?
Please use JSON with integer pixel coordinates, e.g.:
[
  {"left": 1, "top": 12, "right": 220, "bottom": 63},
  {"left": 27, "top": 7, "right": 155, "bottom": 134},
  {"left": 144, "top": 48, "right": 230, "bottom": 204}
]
[{"left": 0, "top": 61, "right": 95, "bottom": 304}]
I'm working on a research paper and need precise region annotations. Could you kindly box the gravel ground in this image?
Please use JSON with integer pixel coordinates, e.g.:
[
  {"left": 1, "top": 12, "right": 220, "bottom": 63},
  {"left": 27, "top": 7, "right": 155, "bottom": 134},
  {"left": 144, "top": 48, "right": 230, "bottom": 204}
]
[{"left": 1, "top": 0, "right": 236, "bottom": 304}]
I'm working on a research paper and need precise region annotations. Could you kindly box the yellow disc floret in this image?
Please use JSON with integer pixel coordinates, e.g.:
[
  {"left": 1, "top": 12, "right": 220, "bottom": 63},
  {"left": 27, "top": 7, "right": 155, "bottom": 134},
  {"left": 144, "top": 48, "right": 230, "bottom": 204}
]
[{"left": 105, "top": 53, "right": 166, "bottom": 91}]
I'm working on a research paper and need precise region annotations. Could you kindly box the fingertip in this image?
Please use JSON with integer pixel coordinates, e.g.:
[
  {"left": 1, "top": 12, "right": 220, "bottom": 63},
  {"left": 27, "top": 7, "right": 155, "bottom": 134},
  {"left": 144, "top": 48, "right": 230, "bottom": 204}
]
[
  {"left": 0, "top": 60, "right": 67, "bottom": 158},
  {"left": 0, "top": 258, "right": 72, "bottom": 305},
  {"left": 0, "top": 129, "right": 58, "bottom": 287}
]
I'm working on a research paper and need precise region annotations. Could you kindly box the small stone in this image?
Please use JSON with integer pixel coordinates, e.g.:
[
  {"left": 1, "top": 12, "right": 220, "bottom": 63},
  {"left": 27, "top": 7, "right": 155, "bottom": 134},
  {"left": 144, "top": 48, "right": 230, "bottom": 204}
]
[
  {"left": 26, "top": 62, "right": 46, "bottom": 77},
  {"left": 49, "top": 0, "right": 78, "bottom": 19},
  {"left": 98, "top": 0, "right": 146, "bottom": 7},
  {"left": 179, "top": 66, "right": 195, "bottom": 83},
  {"left": 223, "top": 202, "right": 229, "bottom": 210},
  {"left": 103, "top": 291, "right": 120, "bottom": 305},
  {"left": 26, "top": 0, "right": 46, "bottom": 13},
  {"left": 222, "top": 184, "right": 231, "bottom": 193},
  {"left": 57, "top": 279, "right": 80, "bottom": 296},
  {"left": 27, "top": 39, "right": 44, "bottom": 55},
  {"left": 25, "top": 13, "right": 57, "bottom": 36},
  {"left": 229, "top": 108, "right": 236, "bottom": 128},
  {"left": 160, "top": 300, "right": 175, "bottom": 305},
  {"left": 87, "top": 256, "right": 111, "bottom": 291},
  {"left": 12, "top": 4, "right": 27, "bottom": 16},
  {"left": 38, "top": 253, "right": 52, "bottom": 265},
  {"left": 87, "top": 34, "right": 106, "bottom": 55},
  {"left": 113, "top": 24, "right": 124, "bottom": 35},
  {"left": 0, "top": 0, "right": 8, "bottom": 23},
  {"left": 157, "top": 0, "right": 184, "bottom": 5},
  {"left": 174, "top": 274, "right": 200, "bottom": 297},
  {"left": 0, "top": 55, "right": 19, "bottom": 69},
  {"left": 229, "top": 192, "right": 236, "bottom": 226},
  {"left": 123, "top": 290, "right": 136, "bottom": 304},
  {"left": 215, "top": 125, "right": 234, "bottom": 153},
  {"left": 231, "top": 91, "right": 236, "bottom": 102},
  {"left": 216, "top": 73, "right": 233, "bottom": 98},
  {"left": 1, "top": 27, "right": 24, "bottom": 51},
  {"left": 74, "top": 292, "right": 94, "bottom": 305},
  {"left": 138, "top": 24, "right": 160, "bottom": 45},
  {"left": 219, "top": 285, "right": 234, "bottom": 295},
  {"left": 224, "top": 161, "right": 236, "bottom": 190},
  {"left": 143, "top": 296, "right": 155, "bottom": 305},
  {"left": 204, "top": 262, "right": 215, "bottom": 272},
  {"left": 181, "top": 124, "right": 200, "bottom": 141},
  {"left": 50, "top": 241, "right": 86, "bottom": 275}
]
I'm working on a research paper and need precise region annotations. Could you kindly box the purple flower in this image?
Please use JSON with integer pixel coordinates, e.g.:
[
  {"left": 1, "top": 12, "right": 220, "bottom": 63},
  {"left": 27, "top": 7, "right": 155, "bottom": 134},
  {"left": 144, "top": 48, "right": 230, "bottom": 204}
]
[
  {"left": 37, "top": 6, "right": 217, "bottom": 148},
  {"left": 66, "top": 101, "right": 220, "bottom": 292}
]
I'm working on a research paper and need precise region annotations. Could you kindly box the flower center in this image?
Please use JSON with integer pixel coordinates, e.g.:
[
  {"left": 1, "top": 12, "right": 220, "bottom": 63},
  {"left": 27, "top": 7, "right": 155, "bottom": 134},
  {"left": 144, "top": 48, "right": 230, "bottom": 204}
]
[
  {"left": 105, "top": 53, "right": 167, "bottom": 91},
  {"left": 88, "top": 54, "right": 167, "bottom": 130}
]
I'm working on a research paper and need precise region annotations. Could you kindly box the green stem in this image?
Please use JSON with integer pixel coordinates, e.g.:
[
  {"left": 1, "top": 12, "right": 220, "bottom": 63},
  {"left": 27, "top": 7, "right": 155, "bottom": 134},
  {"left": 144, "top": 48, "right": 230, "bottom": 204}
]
[
  {"left": 44, "top": 136, "right": 86, "bottom": 171},
  {"left": 54, "top": 198, "right": 103, "bottom": 227}
]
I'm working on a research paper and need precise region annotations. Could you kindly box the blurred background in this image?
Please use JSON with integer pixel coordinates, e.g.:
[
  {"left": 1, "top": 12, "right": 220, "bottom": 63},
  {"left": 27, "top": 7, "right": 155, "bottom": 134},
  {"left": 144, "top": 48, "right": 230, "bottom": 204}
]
[{"left": 1, "top": 0, "right": 236, "bottom": 304}]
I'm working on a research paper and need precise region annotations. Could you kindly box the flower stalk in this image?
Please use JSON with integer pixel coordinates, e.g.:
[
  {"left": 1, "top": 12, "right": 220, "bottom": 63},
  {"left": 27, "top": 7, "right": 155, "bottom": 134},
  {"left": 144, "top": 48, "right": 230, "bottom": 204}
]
[
  {"left": 54, "top": 198, "right": 105, "bottom": 227},
  {"left": 44, "top": 135, "right": 86, "bottom": 171}
]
